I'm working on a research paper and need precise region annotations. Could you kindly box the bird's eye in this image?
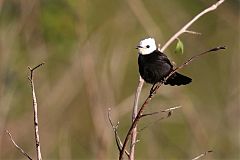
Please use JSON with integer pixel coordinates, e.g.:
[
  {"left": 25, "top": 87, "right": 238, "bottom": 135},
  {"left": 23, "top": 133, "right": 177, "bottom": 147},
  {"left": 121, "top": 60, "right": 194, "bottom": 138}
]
[{"left": 146, "top": 45, "right": 150, "bottom": 48}]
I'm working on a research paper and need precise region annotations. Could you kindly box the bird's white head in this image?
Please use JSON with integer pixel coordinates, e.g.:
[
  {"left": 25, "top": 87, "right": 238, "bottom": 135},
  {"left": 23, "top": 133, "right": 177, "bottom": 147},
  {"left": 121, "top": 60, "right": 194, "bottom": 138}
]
[{"left": 137, "top": 37, "right": 157, "bottom": 55}]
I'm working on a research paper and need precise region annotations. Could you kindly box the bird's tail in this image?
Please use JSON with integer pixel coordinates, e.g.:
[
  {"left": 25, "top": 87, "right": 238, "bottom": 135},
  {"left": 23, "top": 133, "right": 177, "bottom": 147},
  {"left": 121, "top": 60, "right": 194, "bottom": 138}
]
[{"left": 165, "top": 72, "right": 192, "bottom": 86}]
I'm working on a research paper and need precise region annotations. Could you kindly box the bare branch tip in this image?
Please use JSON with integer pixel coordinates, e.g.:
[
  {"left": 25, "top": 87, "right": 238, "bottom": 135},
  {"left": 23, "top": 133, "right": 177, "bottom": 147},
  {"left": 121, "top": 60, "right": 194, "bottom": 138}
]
[
  {"left": 107, "top": 107, "right": 119, "bottom": 130},
  {"left": 219, "top": 46, "right": 226, "bottom": 50},
  {"left": 218, "top": 0, "right": 225, "bottom": 4},
  {"left": 191, "top": 150, "right": 213, "bottom": 160},
  {"left": 5, "top": 130, "right": 10, "bottom": 135},
  {"left": 158, "top": 44, "right": 161, "bottom": 50},
  {"left": 161, "top": 105, "right": 182, "bottom": 112},
  {"left": 33, "top": 62, "right": 45, "bottom": 70},
  {"left": 107, "top": 108, "right": 112, "bottom": 121},
  {"left": 185, "top": 30, "right": 202, "bottom": 35},
  {"left": 208, "top": 46, "right": 226, "bottom": 53},
  {"left": 39, "top": 62, "right": 45, "bottom": 66}
]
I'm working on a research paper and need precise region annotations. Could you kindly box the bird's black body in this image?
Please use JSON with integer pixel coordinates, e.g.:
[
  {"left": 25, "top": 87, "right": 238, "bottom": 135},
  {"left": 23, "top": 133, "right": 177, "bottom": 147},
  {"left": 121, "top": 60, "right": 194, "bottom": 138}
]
[{"left": 138, "top": 50, "right": 192, "bottom": 86}]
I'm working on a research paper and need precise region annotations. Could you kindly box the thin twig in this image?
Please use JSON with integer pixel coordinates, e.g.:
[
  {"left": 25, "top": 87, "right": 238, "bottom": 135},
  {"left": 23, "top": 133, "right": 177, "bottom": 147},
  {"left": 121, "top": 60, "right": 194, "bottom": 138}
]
[
  {"left": 108, "top": 108, "right": 130, "bottom": 158},
  {"left": 28, "top": 62, "right": 44, "bottom": 160},
  {"left": 28, "top": 62, "right": 45, "bottom": 81},
  {"left": 140, "top": 105, "right": 183, "bottom": 118},
  {"left": 140, "top": 111, "right": 159, "bottom": 118},
  {"left": 185, "top": 30, "right": 202, "bottom": 35},
  {"left": 160, "top": 0, "right": 225, "bottom": 52},
  {"left": 161, "top": 105, "right": 182, "bottom": 112},
  {"left": 6, "top": 130, "right": 33, "bottom": 160},
  {"left": 164, "top": 46, "right": 226, "bottom": 84},
  {"left": 138, "top": 106, "right": 182, "bottom": 133},
  {"left": 150, "top": 46, "right": 226, "bottom": 97},
  {"left": 191, "top": 150, "right": 213, "bottom": 160}
]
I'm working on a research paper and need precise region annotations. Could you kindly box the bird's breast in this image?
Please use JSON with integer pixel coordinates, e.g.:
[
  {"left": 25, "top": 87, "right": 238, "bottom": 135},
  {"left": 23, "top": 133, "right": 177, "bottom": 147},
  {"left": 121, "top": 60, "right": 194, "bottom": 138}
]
[{"left": 138, "top": 54, "right": 172, "bottom": 84}]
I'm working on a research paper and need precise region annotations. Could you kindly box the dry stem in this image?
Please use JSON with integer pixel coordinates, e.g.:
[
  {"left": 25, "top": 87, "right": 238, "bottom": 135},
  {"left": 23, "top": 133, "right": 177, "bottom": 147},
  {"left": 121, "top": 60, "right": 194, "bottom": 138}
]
[
  {"left": 6, "top": 130, "right": 33, "bottom": 160},
  {"left": 130, "top": 76, "right": 144, "bottom": 159},
  {"left": 108, "top": 108, "right": 130, "bottom": 158},
  {"left": 160, "top": 0, "right": 225, "bottom": 52},
  {"left": 138, "top": 106, "right": 182, "bottom": 133},
  {"left": 191, "top": 150, "right": 213, "bottom": 160},
  {"left": 28, "top": 62, "right": 44, "bottom": 160}
]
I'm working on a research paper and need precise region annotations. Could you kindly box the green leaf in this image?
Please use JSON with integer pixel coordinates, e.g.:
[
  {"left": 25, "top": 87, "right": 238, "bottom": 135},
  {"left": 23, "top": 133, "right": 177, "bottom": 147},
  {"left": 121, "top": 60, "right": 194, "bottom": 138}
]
[{"left": 175, "top": 38, "right": 184, "bottom": 54}]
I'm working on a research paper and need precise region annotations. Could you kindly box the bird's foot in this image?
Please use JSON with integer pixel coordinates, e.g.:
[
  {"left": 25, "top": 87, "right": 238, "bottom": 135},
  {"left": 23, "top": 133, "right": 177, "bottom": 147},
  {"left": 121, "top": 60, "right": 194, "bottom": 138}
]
[{"left": 150, "top": 83, "right": 158, "bottom": 95}]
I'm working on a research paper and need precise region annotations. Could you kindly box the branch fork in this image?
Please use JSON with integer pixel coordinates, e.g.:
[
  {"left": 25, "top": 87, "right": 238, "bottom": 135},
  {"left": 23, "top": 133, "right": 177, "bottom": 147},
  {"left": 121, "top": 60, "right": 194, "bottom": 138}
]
[
  {"left": 6, "top": 62, "right": 45, "bottom": 160},
  {"left": 28, "top": 62, "right": 45, "bottom": 160}
]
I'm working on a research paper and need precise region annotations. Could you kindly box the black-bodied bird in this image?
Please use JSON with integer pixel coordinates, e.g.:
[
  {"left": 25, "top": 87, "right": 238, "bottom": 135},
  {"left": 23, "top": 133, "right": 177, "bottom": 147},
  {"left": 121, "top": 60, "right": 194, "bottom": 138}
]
[{"left": 137, "top": 38, "right": 192, "bottom": 86}]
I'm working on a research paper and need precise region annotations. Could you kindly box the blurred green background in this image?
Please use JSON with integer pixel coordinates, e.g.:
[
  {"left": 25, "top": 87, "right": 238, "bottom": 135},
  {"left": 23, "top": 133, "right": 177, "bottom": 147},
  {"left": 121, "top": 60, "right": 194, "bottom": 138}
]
[{"left": 0, "top": 0, "right": 239, "bottom": 159}]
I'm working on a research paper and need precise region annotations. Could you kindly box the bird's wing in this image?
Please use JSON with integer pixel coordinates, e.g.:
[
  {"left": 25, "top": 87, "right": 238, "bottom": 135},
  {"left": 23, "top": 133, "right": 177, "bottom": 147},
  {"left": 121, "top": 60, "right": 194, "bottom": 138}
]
[
  {"left": 153, "top": 50, "right": 173, "bottom": 68},
  {"left": 151, "top": 50, "right": 173, "bottom": 75}
]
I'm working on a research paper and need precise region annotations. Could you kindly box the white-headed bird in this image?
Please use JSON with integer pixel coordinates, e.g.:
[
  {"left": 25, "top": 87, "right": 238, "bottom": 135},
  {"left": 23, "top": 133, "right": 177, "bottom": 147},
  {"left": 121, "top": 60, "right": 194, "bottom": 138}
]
[{"left": 137, "top": 38, "right": 192, "bottom": 86}]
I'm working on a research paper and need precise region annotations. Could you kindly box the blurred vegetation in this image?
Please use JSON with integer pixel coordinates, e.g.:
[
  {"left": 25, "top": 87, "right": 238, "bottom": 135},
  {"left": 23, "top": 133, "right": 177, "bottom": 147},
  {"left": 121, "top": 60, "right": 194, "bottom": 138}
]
[{"left": 0, "top": 0, "right": 239, "bottom": 160}]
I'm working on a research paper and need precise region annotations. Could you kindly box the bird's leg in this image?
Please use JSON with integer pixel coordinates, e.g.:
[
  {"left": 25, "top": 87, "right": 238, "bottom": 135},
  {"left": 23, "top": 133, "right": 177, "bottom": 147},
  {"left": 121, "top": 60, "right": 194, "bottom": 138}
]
[{"left": 150, "top": 83, "right": 157, "bottom": 95}]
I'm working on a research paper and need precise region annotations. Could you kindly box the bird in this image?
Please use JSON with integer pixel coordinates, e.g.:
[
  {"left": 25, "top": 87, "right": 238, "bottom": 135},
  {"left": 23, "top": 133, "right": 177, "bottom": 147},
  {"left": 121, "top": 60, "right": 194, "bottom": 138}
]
[{"left": 137, "top": 37, "right": 192, "bottom": 86}]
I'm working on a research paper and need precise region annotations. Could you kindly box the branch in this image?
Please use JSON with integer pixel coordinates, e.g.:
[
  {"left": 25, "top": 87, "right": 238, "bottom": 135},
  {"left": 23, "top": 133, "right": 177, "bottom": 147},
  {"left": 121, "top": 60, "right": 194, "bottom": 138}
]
[
  {"left": 164, "top": 46, "right": 226, "bottom": 85},
  {"left": 28, "top": 62, "right": 45, "bottom": 81},
  {"left": 138, "top": 106, "right": 182, "bottom": 132},
  {"left": 130, "top": 76, "right": 144, "bottom": 159},
  {"left": 140, "top": 111, "right": 159, "bottom": 118},
  {"left": 28, "top": 62, "right": 44, "bottom": 160},
  {"left": 119, "top": 46, "right": 225, "bottom": 160},
  {"left": 128, "top": 1, "right": 225, "bottom": 159},
  {"left": 160, "top": 0, "right": 225, "bottom": 52},
  {"left": 161, "top": 105, "right": 182, "bottom": 112},
  {"left": 119, "top": 87, "right": 157, "bottom": 159},
  {"left": 191, "top": 150, "right": 213, "bottom": 160},
  {"left": 6, "top": 130, "right": 33, "bottom": 160},
  {"left": 150, "top": 46, "right": 226, "bottom": 96},
  {"left": 184, "top": 30, "right": 202, "bottom": 35},
  {"left": 108, "top": 108, "right": 130, "bottom": 158},
  {"left": 140, "top": 105, "right": 182, "bottom": 118}
]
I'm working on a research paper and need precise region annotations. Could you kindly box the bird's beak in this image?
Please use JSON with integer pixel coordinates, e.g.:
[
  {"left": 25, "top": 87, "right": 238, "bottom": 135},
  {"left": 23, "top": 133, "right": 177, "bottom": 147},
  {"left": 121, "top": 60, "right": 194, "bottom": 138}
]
[{"left": 136, "top": 45, "right": 143, "bottom": 49}]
